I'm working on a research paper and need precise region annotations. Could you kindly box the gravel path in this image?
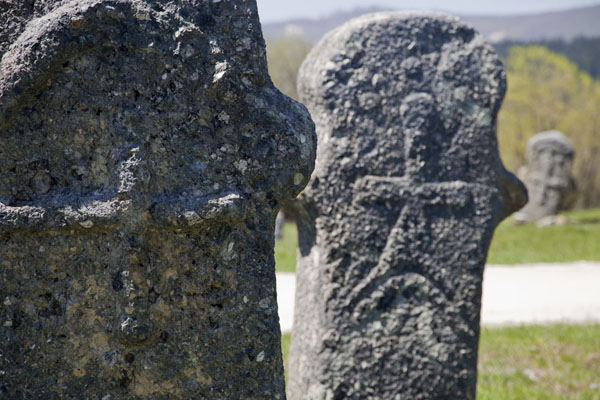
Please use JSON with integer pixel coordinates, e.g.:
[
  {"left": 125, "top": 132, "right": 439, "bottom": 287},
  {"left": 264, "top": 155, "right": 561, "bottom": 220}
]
[{"left": 276, "top": 262, "right": 600, "bottom": 333}]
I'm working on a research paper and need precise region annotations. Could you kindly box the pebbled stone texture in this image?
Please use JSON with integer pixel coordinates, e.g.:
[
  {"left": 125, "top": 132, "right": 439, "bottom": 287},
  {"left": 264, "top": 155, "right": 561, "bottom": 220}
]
[
  {"left": 514, "top": 130, "right": 576, "bottom": 223},
  {"left": 288, "top": 12, "right": 526, "bottom": 400},
  {"left": 0, "top": 0, "right": 316, "bottom": 398}
]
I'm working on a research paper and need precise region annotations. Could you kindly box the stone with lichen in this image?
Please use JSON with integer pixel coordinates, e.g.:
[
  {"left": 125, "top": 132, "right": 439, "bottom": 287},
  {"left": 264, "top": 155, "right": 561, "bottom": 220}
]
[{"left": 0, "top": 0, "right": 316, "bottom": 398}]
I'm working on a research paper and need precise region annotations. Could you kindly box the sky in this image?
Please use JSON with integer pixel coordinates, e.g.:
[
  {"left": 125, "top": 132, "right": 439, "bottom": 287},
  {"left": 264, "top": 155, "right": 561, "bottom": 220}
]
[{"left": 256, "top": 0, "right": 600, "bottom": 23}]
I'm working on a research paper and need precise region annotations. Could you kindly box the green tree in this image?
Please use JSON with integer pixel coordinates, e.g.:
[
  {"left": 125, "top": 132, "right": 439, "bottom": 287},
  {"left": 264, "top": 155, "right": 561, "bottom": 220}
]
[
  {"left": 498, "top": 46, "right": 600, "bottom": 207},
  {"left": 266, "top": 36, "right": 313, "bottom": 100}
]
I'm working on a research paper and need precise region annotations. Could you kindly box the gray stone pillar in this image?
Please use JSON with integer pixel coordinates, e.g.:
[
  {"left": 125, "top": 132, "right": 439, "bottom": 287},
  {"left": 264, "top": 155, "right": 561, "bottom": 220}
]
[
  {"left": 0, "top": 1, "right": 316, "bottom": 398},
  {"left": 514, "top": 130, "right": 576, "bottom": 223},
  {"left": 288, "top": 12, "right": 526, "bottom": 400},
  {"left": 275, "top": 210, "right": 285, "bottom": 240}
]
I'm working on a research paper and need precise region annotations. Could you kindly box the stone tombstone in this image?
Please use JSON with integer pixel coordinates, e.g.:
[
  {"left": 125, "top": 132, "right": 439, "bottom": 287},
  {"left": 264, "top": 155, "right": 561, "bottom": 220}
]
[
  {"left": 275, "top": 210, "right": 285, "bottom": 240},
  {"left": 0, "top": 0, "right": 316, "bottom": 398},
  {"left": 514, "top": 130, "right": 576, "bottom": 223},
  {"left": 288, "top": 12, "right": 527, "bottom": 400}
]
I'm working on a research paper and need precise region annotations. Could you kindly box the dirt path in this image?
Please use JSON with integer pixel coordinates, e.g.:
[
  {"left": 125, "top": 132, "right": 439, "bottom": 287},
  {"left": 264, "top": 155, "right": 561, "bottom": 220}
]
[{"left": 276, "top": 262, "right": 600, "bottom": 333}]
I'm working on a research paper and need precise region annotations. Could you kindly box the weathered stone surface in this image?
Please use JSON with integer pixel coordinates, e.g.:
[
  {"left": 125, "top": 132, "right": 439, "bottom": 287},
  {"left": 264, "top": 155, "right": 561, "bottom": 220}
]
[
  {"left": 514, "top": 130, "right": 576, "bottom": 223},
  {"left": 288, "top": 12, "right": 526, "bottom": 400},
  {"left": 0, "top": 1, "right": 316, "bottom": 398}
]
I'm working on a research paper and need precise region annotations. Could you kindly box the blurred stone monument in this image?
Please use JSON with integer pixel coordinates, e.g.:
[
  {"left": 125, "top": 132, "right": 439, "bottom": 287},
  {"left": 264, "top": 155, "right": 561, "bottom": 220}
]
[
  {"left": 0, "top": 0, "right": 316, "bottom": 397},
  {"left": 288, "top": 12, "right": 526, "bottom": 400},
  {"left": 275, "top": 210, "right": 285, "bottom": 240},
  {"left": 514, "top": 130, "right": 576, "bottom": 224}
]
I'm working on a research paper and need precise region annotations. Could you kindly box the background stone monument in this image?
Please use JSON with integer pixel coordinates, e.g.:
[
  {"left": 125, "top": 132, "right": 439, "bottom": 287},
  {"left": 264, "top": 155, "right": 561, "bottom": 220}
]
[
  {"left": 0, "top": 0, "right": 316, "bottom": 397},
  {"left": 288, "top": 12, "right": 526, "bottom": 400},
  {"left": 275, "top": 210, "right": 285, "bottom": 240},
  {"left": 514, "top": 130, "right": 576, "bottom": 223}
]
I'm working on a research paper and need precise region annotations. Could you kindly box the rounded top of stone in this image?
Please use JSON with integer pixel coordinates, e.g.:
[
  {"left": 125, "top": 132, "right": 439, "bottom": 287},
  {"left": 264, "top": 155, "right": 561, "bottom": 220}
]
[
  {"left": 329, "top": 10, "right": 465, "bottom": 30},
  {"left": 299, "top": 10, "right": 507, "bottom": 186},
  {"left": 527, "top": 130, "right": 575, "bottom": 155},
  {"left": 298, "top": 10, "right": 505, "bottom": 109}
]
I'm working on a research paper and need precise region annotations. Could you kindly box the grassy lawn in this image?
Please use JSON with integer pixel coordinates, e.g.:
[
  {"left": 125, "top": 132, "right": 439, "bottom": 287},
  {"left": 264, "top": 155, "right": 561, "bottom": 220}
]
[
  {"left": 275, "top": 208, "right": 600, "bottom": 273},
  {"left": 478, "top": 324, "right": 600, "bottom": 399},
  {"left": 274, "top": 222, "right": 299, "bottom": 273},
  {"left": 281, "top": 324, "right": 600, "bottom": 399},
  {"left": 487, "top": 208, "right": 600, "bottom": 264}
]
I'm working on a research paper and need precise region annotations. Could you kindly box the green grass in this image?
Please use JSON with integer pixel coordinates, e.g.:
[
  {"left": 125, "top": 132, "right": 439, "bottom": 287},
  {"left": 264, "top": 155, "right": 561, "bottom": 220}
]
[
  {"left": 274, "top": 223, "right": 298, "bottom": 273},
  {"left": 281, "top": 324, "right": 600, "bottom": 399},
  {"left": 275, "top": 208, "right": 600, "bottom": 272},
  {"left": 478, "top": 324, "right": 600, "bottom": 399},
  {"left": 488, "top": 208, "right": 600, "bottom": 264},
  {"left": 281, "top": 332, "right": 291, "bottom": 383}
]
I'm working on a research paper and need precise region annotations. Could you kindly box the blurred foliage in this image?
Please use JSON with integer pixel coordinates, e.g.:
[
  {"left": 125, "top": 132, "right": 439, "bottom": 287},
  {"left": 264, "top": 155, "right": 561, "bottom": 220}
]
[
  {"left": 266, "top": 36, "right": 313, "bottom": 100},
  {"left": 498, "top": 46, "right": 600, "bottom": 208},
  {"left": 494, "top": 38, "right": 600, "bottom": 79}
]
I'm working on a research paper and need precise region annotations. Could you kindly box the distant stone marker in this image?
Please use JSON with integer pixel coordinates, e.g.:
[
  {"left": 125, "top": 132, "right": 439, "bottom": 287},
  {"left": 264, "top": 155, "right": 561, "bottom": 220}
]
[
  {"left": 0, "top": 0, "right": 315, "bottom": 398},
  {"left": 288, "top": 12, "right": 526, "bottom": 400},
  {"left": 275, "top": 210, "right": 285, "bottom": 240},
  {"left": 515, "top": 130, "right": 576, "bottom": 223}
]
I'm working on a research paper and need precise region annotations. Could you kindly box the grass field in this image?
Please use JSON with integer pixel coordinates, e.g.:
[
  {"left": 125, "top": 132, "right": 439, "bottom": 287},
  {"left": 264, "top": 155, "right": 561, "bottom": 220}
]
[
  {"left": 477, "top": 324, "right": 600, "bottom": 399},
  {"left": 274, "top": 223, "right": 299, "bottom": 273},
  {"left": 487, "top": 208, "right": 600, "bottom": 264},
  {"left": 275, "top": 208, "right": 600, "bottom": 273},
  {"left": 281, "top": 324, "right": 600, "bottom": 399}
]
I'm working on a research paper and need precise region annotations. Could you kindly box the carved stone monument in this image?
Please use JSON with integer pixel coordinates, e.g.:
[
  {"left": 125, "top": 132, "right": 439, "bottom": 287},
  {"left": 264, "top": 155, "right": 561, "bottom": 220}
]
[
  {"left": 0, "top": 1, "right": 316, "bottom": 398},
  {"left": 514, "top": 130, "right": 576, "bottom": 223},
  {"left": 288, "top": 12, "right": 526, "bottom": 400}
]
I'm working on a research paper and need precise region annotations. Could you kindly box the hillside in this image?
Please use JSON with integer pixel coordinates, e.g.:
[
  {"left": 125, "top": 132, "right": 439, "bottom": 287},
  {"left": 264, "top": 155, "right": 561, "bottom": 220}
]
[
  {"left": 262, "top": 6, "right": 386, "bottom": 42},
  {"left": 262, "top": 4, "right": 600, "bottom": 43},
  {"left": 466, "top": 5, "right": 600, "bottom": 42},
  {"left": 494, "top": 37, "right": 600, "bottom": 78}
]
